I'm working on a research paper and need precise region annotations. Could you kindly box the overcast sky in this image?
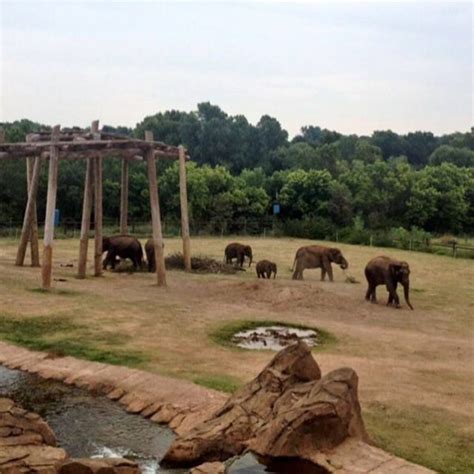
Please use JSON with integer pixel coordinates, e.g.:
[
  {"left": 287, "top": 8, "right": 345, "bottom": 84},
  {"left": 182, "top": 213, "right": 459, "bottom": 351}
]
[{"left": 1, "top": 1, "right": 472, "bottom": 136}]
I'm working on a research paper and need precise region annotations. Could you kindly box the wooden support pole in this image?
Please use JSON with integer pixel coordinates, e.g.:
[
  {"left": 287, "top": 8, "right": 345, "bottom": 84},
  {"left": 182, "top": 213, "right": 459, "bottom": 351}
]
[
  {"left": 77, "top": 158, "right": 94, "bottom": 278},
  {"left": 91, "top": 120, "right": 103, "bottom": 277},
  {"left": 146, "top": 131, "right": 166, "bottom": 286},
  {"left": 41, "top": 125, "right": 60, "bottom": 289},
  {"left": 27, "top": 157, "right": 40, "bottom": 266},
  {"left": 120, "top": 158, "right": 129, "bottom": 234},
  {"left": 15, "top": 157, "right": 42, "bottom": 266},
  {"left": 178, "top": 145, "right": 191, "bottom": 272}
]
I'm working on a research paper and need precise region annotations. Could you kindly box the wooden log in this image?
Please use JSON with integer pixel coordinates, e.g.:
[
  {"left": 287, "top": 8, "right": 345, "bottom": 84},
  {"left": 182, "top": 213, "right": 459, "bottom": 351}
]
[
  {"left": 15, "top": 157, "right": 42, "bottom": 266},
  {"left": 41, "top": 125, "right": 60, "bottom": 289},
  {"left": 92, "top": 121, "right": 103, "bottom": 277},
  {"left": 120, "top": 158, "right": 129, "bottom": 234},
  {"left": 27, "top": 157, "right": 40, "bottom": 266},
  {"left": 178, "top": 145, "right": 192, "bottom": 272},
  {"left": 77, "top": 158, "right": 94, "bottom": 278},
  {"left": 146, "top": 131, "right": 166, "bottom": 286}
]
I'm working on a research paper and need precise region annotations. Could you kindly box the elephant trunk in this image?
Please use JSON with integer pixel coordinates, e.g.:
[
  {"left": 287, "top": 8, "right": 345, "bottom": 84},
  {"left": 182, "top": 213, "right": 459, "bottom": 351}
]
[
  {"left": 248, "top": 255, "right": 252, "bottom": 268},
  {"left": 403, "top": 281, "right": 414, "bottom": 310},
  {"left": 340, "top": 257, "right": 349, "bottom": 270}
]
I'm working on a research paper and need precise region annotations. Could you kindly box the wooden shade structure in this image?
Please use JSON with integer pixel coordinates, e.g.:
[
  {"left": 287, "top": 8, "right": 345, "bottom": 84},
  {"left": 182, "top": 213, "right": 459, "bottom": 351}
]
[{"left": 0, "top": 121, "right": 192, "bottom": 288}]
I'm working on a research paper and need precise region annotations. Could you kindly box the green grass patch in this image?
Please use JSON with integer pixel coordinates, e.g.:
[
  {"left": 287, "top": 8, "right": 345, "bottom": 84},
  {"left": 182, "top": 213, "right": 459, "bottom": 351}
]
[
  {"left": 209, "top": 319, "right": 337, "bottom": 351},
  {"left": 0, "top": 314, "right": 147, "bottom": 367},
  {"left": 193, "top": 374, "right": 242, "bottom": 393},
  {"left": 365, "top": 402, "right": 474, "bottom": 474}
]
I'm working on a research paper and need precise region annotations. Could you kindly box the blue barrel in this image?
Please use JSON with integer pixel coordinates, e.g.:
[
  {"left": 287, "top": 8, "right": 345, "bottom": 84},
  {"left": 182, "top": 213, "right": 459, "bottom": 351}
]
[{"left": 54, "top": 209, "right": 61, "bottom": 226}]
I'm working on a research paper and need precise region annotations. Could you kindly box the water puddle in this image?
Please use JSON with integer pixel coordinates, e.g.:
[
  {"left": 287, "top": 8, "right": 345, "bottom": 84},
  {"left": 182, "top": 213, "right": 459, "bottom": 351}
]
[{"left": 231, "top": 326, "right": 319, "bottom": 351}]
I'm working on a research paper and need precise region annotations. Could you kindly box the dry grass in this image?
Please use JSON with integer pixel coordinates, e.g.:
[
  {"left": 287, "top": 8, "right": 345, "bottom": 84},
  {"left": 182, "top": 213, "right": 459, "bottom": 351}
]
[{"left": 0, "top": 236, "right": 473, "bottom": 472}]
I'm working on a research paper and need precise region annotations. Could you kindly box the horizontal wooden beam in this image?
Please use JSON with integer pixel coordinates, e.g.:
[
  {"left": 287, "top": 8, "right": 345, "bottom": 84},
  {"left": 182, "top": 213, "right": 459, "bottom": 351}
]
[{"left": 0, "top": 148, "right": 189, "bottom": 161}]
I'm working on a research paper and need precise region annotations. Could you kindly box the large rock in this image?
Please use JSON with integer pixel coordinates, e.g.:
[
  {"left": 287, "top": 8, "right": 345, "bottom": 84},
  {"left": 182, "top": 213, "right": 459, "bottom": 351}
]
[
  {"left": 161, "top": 341, "right": 368, "bottom": 468},
  {"left": 58, "top": 458, "right": 140, "bottom": 474},
  {"left": 0, "top": 397, "right": 67, "bottom": 472},
  {"left": 0, "top": 397, "right": 139, "bottom": 474}
]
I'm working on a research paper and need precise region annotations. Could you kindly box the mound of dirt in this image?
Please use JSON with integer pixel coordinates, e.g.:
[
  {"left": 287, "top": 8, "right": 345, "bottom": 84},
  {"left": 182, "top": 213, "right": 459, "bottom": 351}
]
[{"left": 232, "top": 280, "right": 324, "bottom": 309}]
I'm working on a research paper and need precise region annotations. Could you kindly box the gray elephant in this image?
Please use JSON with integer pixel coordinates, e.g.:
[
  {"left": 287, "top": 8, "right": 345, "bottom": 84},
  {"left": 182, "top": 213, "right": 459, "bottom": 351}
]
[
  {"left": 102, "top": 235, "right": 144, "bottom": 270},
  {"left": 292, "top": 245, "right": 348, "bottom": 281},
  {"left": 365, "top": 256, "right": 414, "bottom": 309},
  {"left": 224, "top": 242, "right": 253, "bottom": 268},
  {"left": 144, "top": 238, "right": 165, "bottom": 272},
  {"left": 256, "top": 260, "right": 277, "bottom": 279}
]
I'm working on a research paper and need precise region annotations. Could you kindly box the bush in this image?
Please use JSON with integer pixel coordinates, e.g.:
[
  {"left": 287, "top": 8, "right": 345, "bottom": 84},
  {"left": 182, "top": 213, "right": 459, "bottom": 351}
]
[{"left": 281, "top": 217, "right": 335, "bottom": 240}]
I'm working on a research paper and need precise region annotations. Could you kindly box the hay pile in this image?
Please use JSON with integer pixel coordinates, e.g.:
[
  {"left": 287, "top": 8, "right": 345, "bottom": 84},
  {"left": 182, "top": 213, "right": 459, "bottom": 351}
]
[{"left": 165, "top": 252, "right": 240, "bottom": 274}]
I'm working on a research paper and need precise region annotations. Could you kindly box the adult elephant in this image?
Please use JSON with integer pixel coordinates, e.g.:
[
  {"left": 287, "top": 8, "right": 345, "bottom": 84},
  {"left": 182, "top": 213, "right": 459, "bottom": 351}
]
[
  {"left": 224, "top": 242, "right": 253, "bottom": 268},
  {"left": 144, "top": 238, "right": 165, "bottom": 272},
  {"left": 102, "top": 235, "right": 144, "bottom": 270},
  {"left": 292, "top": 245, "right": 348, "bottom": 281},
  {"left": 365, "top": 256, "right": 414, "bottom": 310}
]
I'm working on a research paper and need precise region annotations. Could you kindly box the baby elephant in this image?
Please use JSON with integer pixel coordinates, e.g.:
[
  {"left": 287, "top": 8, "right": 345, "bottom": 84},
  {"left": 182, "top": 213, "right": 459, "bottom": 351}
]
[{"left": 256, "top": 260, "right": 277, "bottom": 279}]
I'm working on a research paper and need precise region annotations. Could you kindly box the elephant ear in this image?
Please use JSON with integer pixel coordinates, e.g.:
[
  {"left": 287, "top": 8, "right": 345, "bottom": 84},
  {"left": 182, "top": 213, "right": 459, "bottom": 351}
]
[
  {"left": 389, "top": 263, "right": 402, "bottom": 278},
  {"left": 329, "top": 248, "right": 340, "bottom": 259}
]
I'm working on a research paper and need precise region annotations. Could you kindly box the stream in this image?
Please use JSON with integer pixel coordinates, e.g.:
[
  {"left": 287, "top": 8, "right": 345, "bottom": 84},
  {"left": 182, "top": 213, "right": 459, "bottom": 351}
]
[{"left": 0, "top": 365, "right": 327, "bottom": 473}]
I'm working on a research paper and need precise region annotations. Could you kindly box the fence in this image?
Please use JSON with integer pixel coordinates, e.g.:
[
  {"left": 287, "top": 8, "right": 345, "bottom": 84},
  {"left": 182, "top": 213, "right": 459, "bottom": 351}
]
[{"left": 1, "top": 219, "right": 473, "bottom": 259}]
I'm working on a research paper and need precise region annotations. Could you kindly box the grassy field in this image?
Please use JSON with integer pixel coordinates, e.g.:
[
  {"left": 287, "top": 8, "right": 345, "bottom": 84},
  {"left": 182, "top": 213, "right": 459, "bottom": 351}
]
[{"left": 0, "top": 236, "right": 473, "bottom": 473}]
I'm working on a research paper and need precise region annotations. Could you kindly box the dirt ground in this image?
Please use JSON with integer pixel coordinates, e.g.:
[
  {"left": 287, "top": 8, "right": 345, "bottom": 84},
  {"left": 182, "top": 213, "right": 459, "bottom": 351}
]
[{"left": 0, "top": 236, "right": 473, "bottom": 472}]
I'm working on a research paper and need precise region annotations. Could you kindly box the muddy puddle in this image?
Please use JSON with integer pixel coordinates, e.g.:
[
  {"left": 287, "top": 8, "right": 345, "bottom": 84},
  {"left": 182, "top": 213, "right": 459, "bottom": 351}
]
[{"left": 231, "top": 326, "right": 319, "bottom": 351}]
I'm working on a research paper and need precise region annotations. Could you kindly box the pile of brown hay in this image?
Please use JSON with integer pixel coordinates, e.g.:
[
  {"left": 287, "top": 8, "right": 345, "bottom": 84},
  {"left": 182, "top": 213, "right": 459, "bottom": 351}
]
[{"left": 165, "top": 252, "right": 240, "bottom": 274}]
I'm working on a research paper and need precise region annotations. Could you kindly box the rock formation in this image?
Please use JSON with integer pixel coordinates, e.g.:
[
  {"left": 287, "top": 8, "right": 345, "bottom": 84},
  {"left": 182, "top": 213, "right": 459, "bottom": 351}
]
[
  {"left": 0, "top": 397, "right": 139, "bottom": 473},
  {"left": 0, "top": 397, "right": 67, "bottom": 472},
  {"left": 161, "top": 340, "right": 368, "bottom": 468}
]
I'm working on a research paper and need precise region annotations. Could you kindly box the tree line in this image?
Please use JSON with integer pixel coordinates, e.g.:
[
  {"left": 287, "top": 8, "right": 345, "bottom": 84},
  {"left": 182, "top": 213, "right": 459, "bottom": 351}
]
[{"left": 1, "top": 103, "right": 473, "bottom": 243}]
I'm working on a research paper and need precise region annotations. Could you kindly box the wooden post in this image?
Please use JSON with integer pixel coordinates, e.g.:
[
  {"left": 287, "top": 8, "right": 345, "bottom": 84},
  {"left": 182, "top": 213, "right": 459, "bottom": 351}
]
[
  {"left": 91, "top": 120, "right": 103, "bottom": 277},
  {"left": 27, "top": 157, "right": 40, "bottom": 266},
  {"left": 120, "top": 158, "right": 129, "bottom": 234},
  {"left": 146, "top": 131, "right": 166, "bottom": 286},
  {"left": 77, "top": 158, "right": 94, "bottom": 278},
  {"left": 178, "top": 145, "right": 191, "bottom": 272},
  {"left": 41, "top": 125, "right": 60, "bottom": 289},
  {"left": 15, "top": 157, "right": 42, "bottom": 266}
]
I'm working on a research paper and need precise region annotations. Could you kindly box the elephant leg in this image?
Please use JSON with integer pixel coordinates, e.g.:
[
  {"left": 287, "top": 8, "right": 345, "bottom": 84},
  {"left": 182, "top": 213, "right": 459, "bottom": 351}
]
[
  {"left": 365, "top": 285, "right": 372, "bottom": 301},
  {"left": 110, "top": 252, "right": 118, "bottom": 270},
  {"left": 371, "top": 286, "right": 377, "bottom": 303},
  {"left": 386, "top": 282, "right": 400, "bottom": 307},
  {"left": 103, "top": 250, "right": 114, "bottom": 270},
  {"left": 293, "top": 262, "right": 302, "bottom": 280},
  {"left": 322, "top": 257, "right": 333, "bottom": 281}
]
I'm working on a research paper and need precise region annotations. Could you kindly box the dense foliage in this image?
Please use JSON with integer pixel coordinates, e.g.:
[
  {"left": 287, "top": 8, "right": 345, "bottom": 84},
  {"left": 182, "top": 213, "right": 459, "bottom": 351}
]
[{"left": 1, "top": 105, "right": 473, "bottom": 241}]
